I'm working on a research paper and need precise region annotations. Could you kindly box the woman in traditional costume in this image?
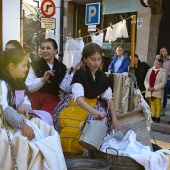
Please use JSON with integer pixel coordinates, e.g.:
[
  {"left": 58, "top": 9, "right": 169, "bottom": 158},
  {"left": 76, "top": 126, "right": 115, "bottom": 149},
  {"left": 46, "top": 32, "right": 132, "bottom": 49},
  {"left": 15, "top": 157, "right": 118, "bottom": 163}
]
[
  {"left": 0, "top": 49, "right": 66, "bottom": 170},
  {"left": 25, "top": 38, "right": 76, "bottom": 115},
  {"left": 53, "top": 43, "right": 122, "bottom": 157}
]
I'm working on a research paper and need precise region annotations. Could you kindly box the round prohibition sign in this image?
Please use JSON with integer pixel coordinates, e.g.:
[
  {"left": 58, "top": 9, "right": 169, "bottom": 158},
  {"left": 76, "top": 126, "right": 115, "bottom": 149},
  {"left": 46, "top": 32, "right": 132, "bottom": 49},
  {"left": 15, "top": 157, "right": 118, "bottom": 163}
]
[{"left": 41, "top": 0, "right": 56, "bottom": 18}]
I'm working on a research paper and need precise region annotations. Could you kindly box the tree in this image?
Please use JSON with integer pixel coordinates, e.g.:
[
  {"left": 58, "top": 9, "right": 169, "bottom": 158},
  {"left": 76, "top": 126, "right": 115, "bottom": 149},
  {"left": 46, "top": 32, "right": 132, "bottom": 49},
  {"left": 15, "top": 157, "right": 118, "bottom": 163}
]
[{"left": 147, "top": 0, "right": 162, "bottom": 66}]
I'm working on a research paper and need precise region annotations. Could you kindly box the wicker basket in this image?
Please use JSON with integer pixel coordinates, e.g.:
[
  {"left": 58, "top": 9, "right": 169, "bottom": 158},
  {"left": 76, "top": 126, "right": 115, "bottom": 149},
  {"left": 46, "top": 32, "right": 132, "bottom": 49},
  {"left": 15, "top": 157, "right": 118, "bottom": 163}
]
[
  {"left": 89, "top": 149, "right": 144, "bottom": 170},
  {"left": 66, "top": 158, "right": 111, "bottom": 170},
  {"left": 117, "top": 109, "right": 152, "bottom": 150}
]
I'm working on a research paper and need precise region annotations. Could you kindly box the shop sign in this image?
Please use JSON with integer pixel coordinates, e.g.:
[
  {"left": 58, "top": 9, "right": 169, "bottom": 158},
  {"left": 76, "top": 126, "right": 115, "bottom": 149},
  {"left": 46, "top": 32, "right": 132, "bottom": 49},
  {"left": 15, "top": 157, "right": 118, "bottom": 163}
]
[
  {"left": 88, "top": 25, "right": 96, "bottom": 31},
  {"left": 40, "top": 17, "right": 56, "bottom": 29}
]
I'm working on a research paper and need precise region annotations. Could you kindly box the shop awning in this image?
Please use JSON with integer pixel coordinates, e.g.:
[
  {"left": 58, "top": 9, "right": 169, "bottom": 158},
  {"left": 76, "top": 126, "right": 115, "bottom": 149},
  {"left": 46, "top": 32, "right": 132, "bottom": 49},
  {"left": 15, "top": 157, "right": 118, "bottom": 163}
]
[
  {"left": 68, "top": 0, "right": 102, "bottom": 5},
  {"left": 102, "top": 0, "right": 138, "bottom": 15}
]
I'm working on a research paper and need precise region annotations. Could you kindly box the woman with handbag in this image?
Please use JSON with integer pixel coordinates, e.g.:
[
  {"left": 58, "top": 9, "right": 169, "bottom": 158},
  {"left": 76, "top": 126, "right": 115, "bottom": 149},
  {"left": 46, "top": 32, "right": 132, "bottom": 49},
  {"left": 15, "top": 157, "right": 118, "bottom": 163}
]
[
  {"left": 0, "top": 49, "right": 66, "bottom": 170},
  {"left": 53, "top": 43, "right": 122, "bottom": 157}
]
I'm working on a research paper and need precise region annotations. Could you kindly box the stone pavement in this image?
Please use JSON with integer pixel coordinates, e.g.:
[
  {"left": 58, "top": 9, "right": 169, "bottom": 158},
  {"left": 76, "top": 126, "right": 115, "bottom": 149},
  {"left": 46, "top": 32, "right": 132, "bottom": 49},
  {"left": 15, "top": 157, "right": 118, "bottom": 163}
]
[{"left": 151, "top": 98, "right": 170, "bottom": 134}]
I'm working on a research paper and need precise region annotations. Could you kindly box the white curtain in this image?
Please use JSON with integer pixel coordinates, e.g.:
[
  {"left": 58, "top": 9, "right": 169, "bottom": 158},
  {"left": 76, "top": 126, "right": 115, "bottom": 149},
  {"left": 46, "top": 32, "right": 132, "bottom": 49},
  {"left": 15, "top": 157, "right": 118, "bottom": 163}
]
[{"left": 102, "top": 0, "right": 138, "bottom": 15}]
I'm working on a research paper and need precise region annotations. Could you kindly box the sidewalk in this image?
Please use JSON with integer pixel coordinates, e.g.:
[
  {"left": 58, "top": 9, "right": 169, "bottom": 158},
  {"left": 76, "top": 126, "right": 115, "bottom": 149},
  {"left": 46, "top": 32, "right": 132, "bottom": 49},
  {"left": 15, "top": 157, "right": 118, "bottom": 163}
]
[{"left": 151, "top": 98, "right": 170, "bottom": 134}]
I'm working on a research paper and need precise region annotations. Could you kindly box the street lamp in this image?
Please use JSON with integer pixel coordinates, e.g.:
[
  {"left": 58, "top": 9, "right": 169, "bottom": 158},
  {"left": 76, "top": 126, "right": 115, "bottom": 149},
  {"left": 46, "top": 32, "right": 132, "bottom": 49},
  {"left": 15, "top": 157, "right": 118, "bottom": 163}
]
[{"left": 58, "top": 0, "right": 64, "bottom": 61}]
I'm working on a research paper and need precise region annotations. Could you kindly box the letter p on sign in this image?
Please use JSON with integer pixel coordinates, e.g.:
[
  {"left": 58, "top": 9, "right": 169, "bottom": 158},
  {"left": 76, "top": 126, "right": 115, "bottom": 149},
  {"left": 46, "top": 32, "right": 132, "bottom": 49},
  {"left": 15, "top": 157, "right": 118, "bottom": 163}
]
[
  {"left": 85, "top": 3, "right": 100, "bottom": 25},
  {"left": 88, "top": 6, "right": 96, "bottom": 22}
]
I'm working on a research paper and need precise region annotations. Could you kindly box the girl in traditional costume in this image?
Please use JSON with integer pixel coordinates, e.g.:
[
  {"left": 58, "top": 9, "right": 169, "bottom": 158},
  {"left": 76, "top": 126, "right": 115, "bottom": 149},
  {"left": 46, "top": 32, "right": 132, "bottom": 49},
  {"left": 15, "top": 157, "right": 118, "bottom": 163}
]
[
  {"left": 53, "top": 42, "right": 122, "bottom": 157},
  {"left": 25, "top": 38, "right": 77, "bottom": 115},
  {"left": 0, "top": 48, "right": 66, "bottom": 170}
]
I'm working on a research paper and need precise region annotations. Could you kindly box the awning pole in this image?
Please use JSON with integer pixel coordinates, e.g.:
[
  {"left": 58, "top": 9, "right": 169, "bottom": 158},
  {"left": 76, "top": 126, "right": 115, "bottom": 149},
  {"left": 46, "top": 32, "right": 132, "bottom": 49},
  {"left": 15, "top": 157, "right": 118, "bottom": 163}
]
[
  {"left": 130, "top": 15, "right": 136, "bottom": 111},
  {"left": 58, "top": 0, "right": 64, "bottom": 61}
]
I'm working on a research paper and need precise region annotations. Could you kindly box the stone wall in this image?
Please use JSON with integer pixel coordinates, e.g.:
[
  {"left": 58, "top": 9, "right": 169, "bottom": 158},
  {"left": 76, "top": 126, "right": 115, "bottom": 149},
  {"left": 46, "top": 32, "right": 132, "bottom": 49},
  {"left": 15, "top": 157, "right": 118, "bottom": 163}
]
[{"left": 136, "top": 2, "right": 151, "bottom": 62}]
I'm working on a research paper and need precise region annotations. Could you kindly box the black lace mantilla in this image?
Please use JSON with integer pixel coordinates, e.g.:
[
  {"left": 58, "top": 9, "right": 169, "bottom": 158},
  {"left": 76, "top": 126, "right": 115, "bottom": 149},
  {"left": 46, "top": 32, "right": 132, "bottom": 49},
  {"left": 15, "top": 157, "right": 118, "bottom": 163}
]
[
  {"left": 31, "top": 58, "right": 67, "bottom": 95},
  {"left": 71, "top": 66, "right": 110, "bottom": 99}
]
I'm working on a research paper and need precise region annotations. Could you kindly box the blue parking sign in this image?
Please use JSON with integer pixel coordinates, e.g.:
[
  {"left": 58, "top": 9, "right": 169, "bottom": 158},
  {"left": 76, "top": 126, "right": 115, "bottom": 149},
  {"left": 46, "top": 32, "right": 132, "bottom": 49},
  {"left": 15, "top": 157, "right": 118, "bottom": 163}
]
[{"left": 85, "top": 3, "right": 100, "bottom": 25}]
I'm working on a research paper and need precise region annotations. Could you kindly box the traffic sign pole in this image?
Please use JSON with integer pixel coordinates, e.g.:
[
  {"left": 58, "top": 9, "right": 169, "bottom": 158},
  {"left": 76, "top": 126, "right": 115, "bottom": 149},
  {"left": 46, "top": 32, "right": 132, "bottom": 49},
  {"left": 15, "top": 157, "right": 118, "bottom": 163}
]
[{"left": 58, "top": 0, "right": 64, "bottom": 60}]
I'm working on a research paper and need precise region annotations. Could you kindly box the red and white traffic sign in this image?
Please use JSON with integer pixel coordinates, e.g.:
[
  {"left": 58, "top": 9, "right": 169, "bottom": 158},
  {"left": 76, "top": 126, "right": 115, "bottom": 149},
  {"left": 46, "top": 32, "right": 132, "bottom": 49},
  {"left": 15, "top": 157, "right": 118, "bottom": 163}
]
[{"left": 41, "top": 0, "right": 56, "bottom": 18}]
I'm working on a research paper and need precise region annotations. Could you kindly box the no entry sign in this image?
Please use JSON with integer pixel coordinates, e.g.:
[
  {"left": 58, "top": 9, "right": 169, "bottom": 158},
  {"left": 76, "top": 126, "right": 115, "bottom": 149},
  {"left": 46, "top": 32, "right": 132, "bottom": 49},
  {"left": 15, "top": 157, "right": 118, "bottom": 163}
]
[{"left": 41, "top": 0, "right": 56, "bottom": 18}]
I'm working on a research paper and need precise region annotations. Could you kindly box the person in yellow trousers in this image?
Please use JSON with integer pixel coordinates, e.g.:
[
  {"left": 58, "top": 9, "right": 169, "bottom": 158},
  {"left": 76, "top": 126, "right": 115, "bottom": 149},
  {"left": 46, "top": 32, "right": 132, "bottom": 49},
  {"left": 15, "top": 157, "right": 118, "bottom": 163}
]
[{"left": 144, "top": 59, "right": 167, "bottom": 123}]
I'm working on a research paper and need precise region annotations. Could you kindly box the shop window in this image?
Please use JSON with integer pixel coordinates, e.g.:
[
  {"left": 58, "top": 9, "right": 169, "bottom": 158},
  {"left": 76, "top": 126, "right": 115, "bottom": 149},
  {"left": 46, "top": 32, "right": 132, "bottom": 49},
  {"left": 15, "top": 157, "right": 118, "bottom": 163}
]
[{"left": 102, "top": 12, "right": 137, "bottom": 59}]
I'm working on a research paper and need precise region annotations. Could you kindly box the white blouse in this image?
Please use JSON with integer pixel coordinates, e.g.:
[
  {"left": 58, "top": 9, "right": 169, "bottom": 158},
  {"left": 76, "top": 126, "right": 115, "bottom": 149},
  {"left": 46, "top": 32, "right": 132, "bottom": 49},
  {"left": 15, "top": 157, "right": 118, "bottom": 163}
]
[
  {"left": 0, "top": 81, "right": 30, "bottom": 129},
  {"left": 1, "top": 81, "right": 30, "bottom": 110},
  {"left": 25, "top": 66, "right": 74, "bottom": 93},
  {"left": 71, "top": 83, "right": 113, "bottom": 101}
]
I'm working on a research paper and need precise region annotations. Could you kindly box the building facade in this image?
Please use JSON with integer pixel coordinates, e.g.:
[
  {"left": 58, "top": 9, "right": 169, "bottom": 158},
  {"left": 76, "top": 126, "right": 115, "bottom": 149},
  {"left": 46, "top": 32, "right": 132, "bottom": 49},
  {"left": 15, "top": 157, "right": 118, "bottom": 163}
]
[
  {"left": 65, "top": 0, "right": 151, "bottom": 62},
  {"left": 0, "top": 0, "right": 151, "bottom": 62}
]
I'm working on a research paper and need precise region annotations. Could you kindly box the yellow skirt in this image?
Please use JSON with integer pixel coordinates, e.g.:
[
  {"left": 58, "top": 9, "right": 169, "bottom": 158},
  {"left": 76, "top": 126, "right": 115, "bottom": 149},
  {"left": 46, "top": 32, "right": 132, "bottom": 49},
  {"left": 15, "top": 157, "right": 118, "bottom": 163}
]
[{"left": 59, "top": 98, "right": 97, "bottom": 153}]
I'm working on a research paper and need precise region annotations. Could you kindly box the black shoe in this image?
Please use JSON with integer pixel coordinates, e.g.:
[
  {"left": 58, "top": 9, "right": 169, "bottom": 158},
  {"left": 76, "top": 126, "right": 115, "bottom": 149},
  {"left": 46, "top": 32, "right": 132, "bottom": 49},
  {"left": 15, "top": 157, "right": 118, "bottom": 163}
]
[
  {"left": 155, "top": 118, "right": 160, "bottom": 123},
  {"left": 151, "top": 117, "right": 155, "bottom": 121}
]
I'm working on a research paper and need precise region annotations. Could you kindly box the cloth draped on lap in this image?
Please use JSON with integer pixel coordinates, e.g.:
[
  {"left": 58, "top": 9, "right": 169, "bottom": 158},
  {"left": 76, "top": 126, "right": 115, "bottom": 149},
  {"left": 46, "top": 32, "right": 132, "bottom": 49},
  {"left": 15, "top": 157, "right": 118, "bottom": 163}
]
[
  {"left": 0, "top": 118, "right": 67, "bottom": 170},
  {"left": 29, "top": 110, "right": 54, "bottom": 126},
  {"left": 59, "top": 98, "right": 97, "bottom": 153}
]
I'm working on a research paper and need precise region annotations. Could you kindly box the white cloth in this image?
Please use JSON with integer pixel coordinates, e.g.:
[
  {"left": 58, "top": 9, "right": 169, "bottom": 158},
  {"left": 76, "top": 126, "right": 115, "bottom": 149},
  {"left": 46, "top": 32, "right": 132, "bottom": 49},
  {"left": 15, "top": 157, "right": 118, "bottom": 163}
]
[
  {"left": 0, "top": 118, "right": 67, "bottom": 170},
  {"left": 14, "top": 120, "right": 44, "bottom": 142},
  {"left": 25, "top": 66, "right": 73, "bottom": 93},
  {"left": 117, "top": 20, "right": 129, "bottom": 38},
  {"left": 105, "top": 26, "right": 113, "bottom": 41},
  {"left": 91, "top": 32, "right": 104, "bottom": 47},
  {"left": 63, "top": 38, "right": 84, "bottom": 68},
  {"left": 71, "top": 83, "right": 113, "bottom": 101},
  {"left": 101, "top": 130, "right": 170, "bottom": 170},
  {"left": 110, "top": 22, "right": 122, "bottom": 42},
  {"left": 105, "top": 20, "right": 129, "bottom": 42},
  {"left": 45, "top": 29, "right": 56, "bottom": 40}
]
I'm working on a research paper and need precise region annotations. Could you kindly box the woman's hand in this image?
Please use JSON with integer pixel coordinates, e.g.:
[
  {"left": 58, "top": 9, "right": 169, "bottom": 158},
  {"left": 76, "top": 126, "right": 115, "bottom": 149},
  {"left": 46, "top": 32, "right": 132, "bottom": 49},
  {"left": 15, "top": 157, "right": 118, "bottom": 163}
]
[
  {"left": 21, "top": 124, "right": 35, "bottom": 140},
  {"left": 17, "top": 106, "right": 27, "bottom": 115},
  {"left": 93, "top": 110, "right": 104, "bottom": 120},
  {"left": 111, "top": 118, "right": 122, "bottom": 131},
  {"left": 41, "top": 70, "right": 55, "bottom": 83},
  {"left": 148, "top": 87, "right": 155, "bottom": 91}
]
